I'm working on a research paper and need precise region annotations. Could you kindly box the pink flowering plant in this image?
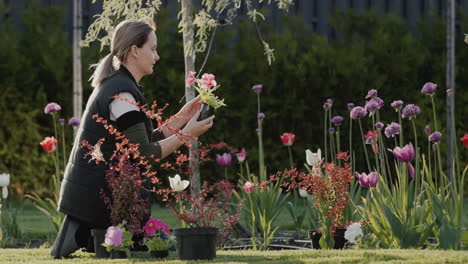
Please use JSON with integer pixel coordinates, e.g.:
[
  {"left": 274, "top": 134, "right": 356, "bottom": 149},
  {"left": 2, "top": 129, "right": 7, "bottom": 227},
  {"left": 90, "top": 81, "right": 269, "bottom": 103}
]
[
  {"left": 186, "top": 71, "right": 226, "bottom": 111},
  {"left": 102, "top": 224, "right": 133, "bottom": 253},
  {"left": 143, "top": 217, "right": 173, "bottom": 251}
]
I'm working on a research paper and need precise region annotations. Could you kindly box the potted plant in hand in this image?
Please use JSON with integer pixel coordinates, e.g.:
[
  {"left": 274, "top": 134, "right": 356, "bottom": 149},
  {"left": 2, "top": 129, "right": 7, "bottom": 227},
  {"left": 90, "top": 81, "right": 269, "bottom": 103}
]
[
  {"left": 102, "top": 224, "right": 134, "bottom": 259},
  {"left": 143, "top": 217, "right": 173, "bottom": 258},
  {"left": 185, "top": 72, "right": 226, "bottom": 121}
]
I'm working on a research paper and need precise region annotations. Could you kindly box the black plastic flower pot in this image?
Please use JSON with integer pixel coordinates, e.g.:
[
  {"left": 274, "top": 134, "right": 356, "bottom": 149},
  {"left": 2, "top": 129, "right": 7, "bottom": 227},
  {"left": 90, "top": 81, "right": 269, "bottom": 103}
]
[
  {"left": 308, "top": 228, "right": 347, "bottom": 249},
  {"left": 197, "top": 103, "right": 214, "bottom": 121},
  {"left": 174, "top": 227, "right": 218, "bottom": 260},
  {"left": 150, "top": 249, "right": 169, "bottom": 258},
  {"left": 90, "top": 228, "right": 110, "bottom": 259},
  {"left": 110, "top": 250, "right": 127, "bottom": 259}
]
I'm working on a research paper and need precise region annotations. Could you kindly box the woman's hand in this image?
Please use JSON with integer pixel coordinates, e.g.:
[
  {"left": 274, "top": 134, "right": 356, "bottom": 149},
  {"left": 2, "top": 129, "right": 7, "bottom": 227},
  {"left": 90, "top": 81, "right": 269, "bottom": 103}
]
[
  {"left": 178, "top": 95, "right": 202, "bottom": 124},
  {"left": 182, "top": 109, "right": 214, "bottom": 137}
]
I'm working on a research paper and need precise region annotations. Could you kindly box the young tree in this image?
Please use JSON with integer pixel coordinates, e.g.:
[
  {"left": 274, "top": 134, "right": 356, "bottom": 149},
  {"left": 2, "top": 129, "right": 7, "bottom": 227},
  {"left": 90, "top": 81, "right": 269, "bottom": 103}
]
[
  {"left": 80, "top": 0, "right": 293, "bottom": 194},
  {"left": 73, "top": 0, "right": 83, "bottom": 133}
]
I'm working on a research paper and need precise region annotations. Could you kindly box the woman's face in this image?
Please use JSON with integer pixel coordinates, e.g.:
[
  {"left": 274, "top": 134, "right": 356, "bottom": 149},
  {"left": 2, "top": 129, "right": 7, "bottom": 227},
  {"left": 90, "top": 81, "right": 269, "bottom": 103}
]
[{"left": 135, "top": 31, "right": 160, "bottom": 76}]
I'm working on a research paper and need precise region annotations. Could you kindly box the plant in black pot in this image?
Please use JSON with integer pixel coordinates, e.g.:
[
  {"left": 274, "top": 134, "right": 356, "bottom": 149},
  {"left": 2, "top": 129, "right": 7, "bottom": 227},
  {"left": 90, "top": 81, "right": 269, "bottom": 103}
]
[
  {"left": 167, "top": 177, "right": 242, "bottom": 260},
  {"left": 143, "top": 217, "right": 174, "bottom": 258},
  {"left": 185, "top": 71, "right": 226, "bottom": 121},
  {"left": 285, "top": 151, "right": 353, "bottom": 249},
  {"left": 102, "top": 225, "right": 134, "bottom": 259}
]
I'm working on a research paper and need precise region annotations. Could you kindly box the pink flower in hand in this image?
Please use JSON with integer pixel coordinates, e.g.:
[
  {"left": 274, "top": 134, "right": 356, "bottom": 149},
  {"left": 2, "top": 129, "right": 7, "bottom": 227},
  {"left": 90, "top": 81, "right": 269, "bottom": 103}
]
[
  {"left": 243, "top": 181, "right": 255, "bottom": 194},
  {"left": 186, "top": 71, "right": 196, "bottom": 88},
  {"left": 104, "top": 226, "right": 123, "bottom": 246},
  {"left": 200, "top": 73, "right": 217, "bottom": 91}
]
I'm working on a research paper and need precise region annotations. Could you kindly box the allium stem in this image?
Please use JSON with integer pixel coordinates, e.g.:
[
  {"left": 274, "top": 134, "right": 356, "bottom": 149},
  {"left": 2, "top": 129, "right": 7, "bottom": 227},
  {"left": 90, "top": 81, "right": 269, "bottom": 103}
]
[
  {"left": 411, "top": 120, "right": 419, "bottom": 180},
  {"left": 371, "top": 115, "right": 379, "bottom": 173},
  {"left": 358, "top": 119, "right": 371, "bottom": 172},
  {"left": 324, "top": 111, "right": 328, "bottom": 163},
  {"left": 328, "top": 110, "right": 332, "bottom": 161},
  {"left": 61, "top": 123, "right": 67, "bottom": 170},
  {"left": 428, "top": 139, "right": 432, "bottom": 180},
  {"left": 398, "top": 113, "right": 403, "bottom": 147},
  {"left": 349, "top": 119, "right": 353, "bottom": 166}
]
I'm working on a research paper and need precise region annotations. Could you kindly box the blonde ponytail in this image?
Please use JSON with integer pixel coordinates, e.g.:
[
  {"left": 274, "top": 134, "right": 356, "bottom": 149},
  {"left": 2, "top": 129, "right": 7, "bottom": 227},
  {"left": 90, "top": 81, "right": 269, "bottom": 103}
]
[{"left": 89, "top": 20, "right": 155, "bottom": 88}]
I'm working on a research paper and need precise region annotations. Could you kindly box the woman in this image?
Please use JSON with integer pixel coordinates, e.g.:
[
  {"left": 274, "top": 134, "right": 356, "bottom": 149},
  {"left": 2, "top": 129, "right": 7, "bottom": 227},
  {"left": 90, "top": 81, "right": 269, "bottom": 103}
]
[{"left": 51, "top": 20, "right": 214, "bottom": 258}]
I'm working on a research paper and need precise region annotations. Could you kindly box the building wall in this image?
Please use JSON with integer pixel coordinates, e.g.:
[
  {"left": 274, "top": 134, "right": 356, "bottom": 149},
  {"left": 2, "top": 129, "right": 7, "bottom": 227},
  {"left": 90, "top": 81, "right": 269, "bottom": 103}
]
[{"left": 1, "top": 0, "right": 467, "bottom": 41}]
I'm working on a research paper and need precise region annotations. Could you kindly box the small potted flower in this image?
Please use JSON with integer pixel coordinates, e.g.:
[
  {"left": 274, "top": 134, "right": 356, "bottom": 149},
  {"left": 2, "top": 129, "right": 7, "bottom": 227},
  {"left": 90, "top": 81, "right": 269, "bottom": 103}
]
[
  {"left": 186, "top": 72, "right": 226, "bottom": 121},
  {"left": 143, "top": 217, "right": 173, "bottom": 258},
  {"left": 102, "top": 224, "right": 134, "bottom": 259}
]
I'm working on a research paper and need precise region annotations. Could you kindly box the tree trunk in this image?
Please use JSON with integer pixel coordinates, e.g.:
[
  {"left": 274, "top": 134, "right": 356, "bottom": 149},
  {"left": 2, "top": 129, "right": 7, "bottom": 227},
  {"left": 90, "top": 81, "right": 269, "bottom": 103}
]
[
  {"left": 73, "top": 0, "right": 83, "bottom": 136},
  {"left": 445, "top": 0, "right": 455, "bottom": 183},
  {"left": 180, "top": 0, "right": 200, "bottom": 195}
]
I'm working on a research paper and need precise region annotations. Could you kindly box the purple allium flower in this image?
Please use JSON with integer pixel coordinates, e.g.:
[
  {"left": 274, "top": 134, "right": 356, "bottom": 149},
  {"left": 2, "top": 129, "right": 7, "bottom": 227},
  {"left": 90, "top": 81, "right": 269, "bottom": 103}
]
[
  {"left": 251, "top": 84, "right": 263, "bottom": 94},
  {"left": 44, "top": 102, "right": 61, "bottom": 114},
  {"left": 384, "top": 122, "right": 401, "bottom": 138},
  {"left": 446, "top": 89, "right": 454, "bottom": 96},
  {"left": 425, "top": 125, "right": 431, "bottom": 135},
  {"left": 429, "top": 131, "right": 442, "bottom": 143},
  {"left": 329, "top": 127, "right": 335, "bottom": 133},
  {"left": 216, "top": 153, "right": 232, "bottom": 167},
  {"left": 372, "top": 97, "right": 384, "bottom": 108},
  {"left": 331, "top": 115, "right": 344, "bottom": 126},
  {"left": 323, "top": 98, "right": 333, "bottom": 111},
  {"left": 68, "top": 117, "right": 80, "bottom": 126},
  {"left": 390, "top": 100, "right": 404, "bottom": 112},
  {"left": 375, "top": 122, "right": 384, "bottom": 130},
  {"left": 365, "top": 89, "right": 378, "bottom": 99},
  {"left": 347, "top": 103, "right": 355, "bottom": 111},
  {"left": 257, "top": 112, "right": 265, "bottom": 120},
  {"left": 327, "top": 98, "right": 333, "bottom": 105},
  {"left": 58, "top": 118, "right": 65, "bottom": 124},
  {"left": 350, "top": 106, "right": 367, "bottom": 119},
  {"left": 421, "top": 82, "right": 437, "bottom": 95},
  {"left": 364, "top": 100, "right": 379, "bottom": 113},
  {"left": 401, "top": 104, "right": 421, "bottom": 119}
]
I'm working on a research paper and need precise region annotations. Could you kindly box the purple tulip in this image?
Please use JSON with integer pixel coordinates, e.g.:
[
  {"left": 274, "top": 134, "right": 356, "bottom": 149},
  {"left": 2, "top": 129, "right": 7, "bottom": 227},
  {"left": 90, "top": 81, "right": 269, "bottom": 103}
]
[
  {"left": 388, "top": 143, "right": 415, "bottom": 163},
  {"left": 257, "top": 112, "right": 265, "bottom": 120},
  {"left": 390, "top": 100, "right": 403, "bottom": 112},
  {"left": 331, "top": 115, "right": 344, "bottom": 126},
  {"left": 408, "top": 162, "right": 415, "bottom": 179},
  {"left": 421, "top": 82, "right": 437, "bottom": 95},
  {"left": 347, "top": 103, "right": 355, "bottom": 111},
  {"left": 375, "top": 122, "right": 384, "bottom": 130},
  {"left": 384, "top": 122, "right": 400, "bottom": 138},
  {"left": 356, "top": 171, "right": 379, "bottom": 188},
  {"left": 68, "top": 117, "right": 80, "bottom": 126},
  {"left": 216, "top": 153, "right": 232, "bottom": 167},
  {"left": 401, "top": 104, "right": 421, "bottom": 120},
  {"left": 44, "top": 102, "right": 61, "bottom": 114},
  {"left": 429, "top": 131, "right": 442, "bottom": 143},
  {"left": 365, "top": 89, "right": 378, "bottom": 99},
  {"left": 350, "top": 106, "right": 367, "bottom": 119},
  {"left": 251, "top": 84, "right": 263, "bottom": 94}
]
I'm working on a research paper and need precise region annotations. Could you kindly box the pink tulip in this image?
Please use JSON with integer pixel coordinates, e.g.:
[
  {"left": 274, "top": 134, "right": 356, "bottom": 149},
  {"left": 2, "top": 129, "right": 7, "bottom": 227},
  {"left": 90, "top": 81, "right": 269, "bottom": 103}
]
[
  {"left": 216, "top": 153, "right": 232, "bottom": 167},
  {"left": 388, "top": 143, "right": 415, "bottom": 163},
  {"left": 280, "top": 133, "right": 295, "bottom": 146},
  {"left": 235, "top": 148, "right": 246, "bottom": 162},
  {"left": 243, "top": 181, "right": 255, "bottom": 194}
]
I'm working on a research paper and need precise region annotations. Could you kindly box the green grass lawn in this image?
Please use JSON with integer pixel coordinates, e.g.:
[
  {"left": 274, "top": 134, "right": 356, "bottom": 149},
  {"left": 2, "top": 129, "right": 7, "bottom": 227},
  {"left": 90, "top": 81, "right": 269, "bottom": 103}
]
[{"left": 0, "top": 248, "right": 467, "bottom": 263}]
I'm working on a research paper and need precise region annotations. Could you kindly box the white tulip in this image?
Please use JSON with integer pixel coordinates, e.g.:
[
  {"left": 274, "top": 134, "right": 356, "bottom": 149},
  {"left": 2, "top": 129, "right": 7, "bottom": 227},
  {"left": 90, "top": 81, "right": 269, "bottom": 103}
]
[
  {"left": 0, "top": 173, "right": 10, "bottom": 187},
  {"left": 298, "top": 189, "right": 308, "bottom": 198},
  {"left": 344, "top": 222, "right": 363, "bottom": 243},
  {"left": 169, "top": 174, "right": 190, "bottom": 192},
  {"left": 306, "top": 149, "right": 321, "bottom": 166}
]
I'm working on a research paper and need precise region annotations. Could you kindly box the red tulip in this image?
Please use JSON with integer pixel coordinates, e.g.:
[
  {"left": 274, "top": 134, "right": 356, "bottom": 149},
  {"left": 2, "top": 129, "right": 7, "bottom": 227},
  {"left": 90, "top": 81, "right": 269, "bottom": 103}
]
[
  {"left": 40, "top": 136, "right": 58, "bottom": 152},
  {"left": 281, "top": 133, "right": 295, "bottom": 146},
  {"left": 462, "top": 134, "right": 468, "bottom": 149}
]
